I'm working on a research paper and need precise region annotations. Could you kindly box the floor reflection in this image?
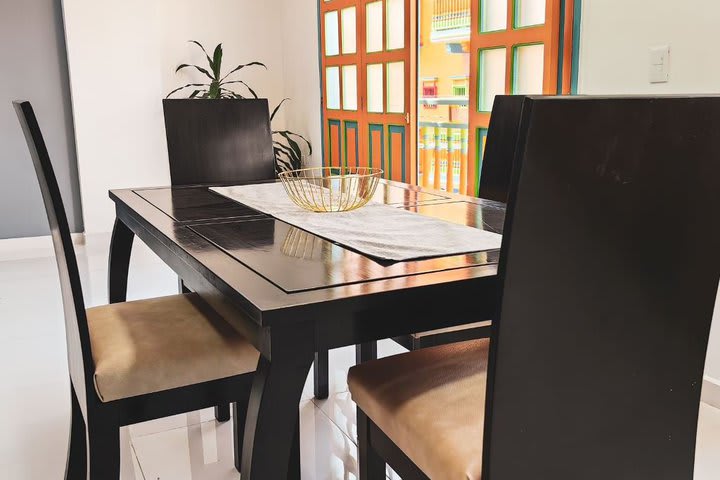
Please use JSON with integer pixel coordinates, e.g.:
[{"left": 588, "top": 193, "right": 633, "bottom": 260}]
[{"left": 301, "top": 401, "right": 358, "bottom": 480}]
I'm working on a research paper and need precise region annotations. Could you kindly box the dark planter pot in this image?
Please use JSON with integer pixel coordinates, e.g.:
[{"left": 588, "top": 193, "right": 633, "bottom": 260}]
[{"left": 162, "top": 98, "right": 275, "bottom": 186}]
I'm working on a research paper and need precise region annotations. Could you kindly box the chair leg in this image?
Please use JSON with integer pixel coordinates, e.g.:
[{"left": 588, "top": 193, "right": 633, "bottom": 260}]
[
  {"left": 313, "top": 350, "right": 329, "bottom": 399},
  {"left": 233, "top": 385, "right": 253, "bottom": 472},
  {"left": 65, "top": 386, "right": 86, "bottom": 480},
  {"left": 357, "top": 408, "right": 385, "bottom": 480},
  {"left": 87, "top": 412, "right": 120, "bottom": 480},
  {"left": 179, "top": 278, "right": 230, "bottom": 421},
  {"left": 178, "top": 277, "right": 191, "bottom": 294},
  {"left": 215, "top": 404, "right": 231, "bottom": 422}
]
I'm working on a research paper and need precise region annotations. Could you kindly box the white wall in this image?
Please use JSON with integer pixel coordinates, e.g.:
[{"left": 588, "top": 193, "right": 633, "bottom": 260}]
[
  {"left": 578, "top": 0, "right": 720, "bottom": 94},
  {"left": 62, "top": 0, "right": 288, "bottom": 233},
  {"left": 1, "top": 0, "right": 83, "bottom": 237},
  {"left": 577, "top": 0, "right": 720, "bottom": 385},
  {"left": 279, "top": 0, "right": 323, "bottom": 167}
]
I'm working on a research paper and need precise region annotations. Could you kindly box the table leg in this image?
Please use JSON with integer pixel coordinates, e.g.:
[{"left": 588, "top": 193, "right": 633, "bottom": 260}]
[
  {"left": 241, "top": 327, "right": 314, "bottom": 480},
  {"left": 356, "top": 342, "right": 378, "bottom": 364},
  {"left": 288, "top": 414, "right": 301, "bottom": 480},
  {"left": 313, "top": 350, "right": 329, "bottom": 399},
  {"left": 108, "top": 218, "right": 134, "bottom": 304}
]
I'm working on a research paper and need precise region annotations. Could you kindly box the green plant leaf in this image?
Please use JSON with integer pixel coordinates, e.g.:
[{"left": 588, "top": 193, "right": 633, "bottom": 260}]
[
  {"left": 189, "top": 89, "right": 202, "bottom": 98},
  {"left": 274, "top": 130, "right": 312, "bottom": 155},
  {"left": 274, "top": 144, "right": 292, "bottom": 159},
  {"left": 166, "top": 82, "right": 209, "bottom": 98},
  {"left": 175, "top": 63, "right": 214, "bottom": 80},
  {"left": 220, "top": 61, "right": 267, "bottom": 82},
  {"left": 273, "top": 140, "right": 295, "bottom": 158},
  {"left": 189, "top": 40, "right": 213, "bottom": 66},
  {"left": 276, "top": 132, "right": 302, "bottom": 161},
  {"left": 270, "top": 98, "right": 290, "bottom": 122},
  {"left": 274, "top": 138, "right": 302, "bottom": 171},
  {"left": 211, "top": 43, "right": 223, "bottom": 79},
  {"left": 274, "top": 146, "right": 299, "bottom": 172},
  {"left": 219, "top": 87, "right": 246, "bottom": 99},
  {"left": 222, "top": 80, "right": 258, "bottom": 98},
  {"left": 208, "top": 81, "right": 221, "bottom": 99},
  {"left": 274, "top": 152, "right": 289, "bottom": 173}
]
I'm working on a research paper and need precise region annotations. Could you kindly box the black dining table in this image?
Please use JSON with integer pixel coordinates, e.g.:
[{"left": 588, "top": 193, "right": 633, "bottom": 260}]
[{"left": 107, "top": 179, "right": 505, "bottom": 479}]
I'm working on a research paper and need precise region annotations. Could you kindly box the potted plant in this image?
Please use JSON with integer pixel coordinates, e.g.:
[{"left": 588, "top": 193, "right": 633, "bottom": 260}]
[
  {"left": 164, "top": 41, "right": 310, "bottom": 183},
  {"left": 270, "top": 98, "right": 312, "bottom": 174}
]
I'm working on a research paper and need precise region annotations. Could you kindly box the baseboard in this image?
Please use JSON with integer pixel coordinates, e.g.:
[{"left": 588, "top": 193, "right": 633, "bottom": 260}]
[
  {"left": 702, "top": 376, "right": 720, "bottom": 409},
  {"left": 0, "top": 233, "right": 85, "bottom": 259}
]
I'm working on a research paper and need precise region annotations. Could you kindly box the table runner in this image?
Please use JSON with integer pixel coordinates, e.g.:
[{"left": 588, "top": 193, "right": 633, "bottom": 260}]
[{"left": 211, "top": 183, "right": 502, "bottom": 262}]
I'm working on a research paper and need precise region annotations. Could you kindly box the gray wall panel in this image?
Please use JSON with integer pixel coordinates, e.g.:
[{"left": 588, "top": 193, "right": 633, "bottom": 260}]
[{"left": 0, "top": 0, "right": 82, "bottom": 238}]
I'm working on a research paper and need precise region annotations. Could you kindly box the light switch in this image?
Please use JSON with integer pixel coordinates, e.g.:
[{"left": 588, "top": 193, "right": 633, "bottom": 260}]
[{"left": 649, "top": 45, "right": 670, "bottom": 83}]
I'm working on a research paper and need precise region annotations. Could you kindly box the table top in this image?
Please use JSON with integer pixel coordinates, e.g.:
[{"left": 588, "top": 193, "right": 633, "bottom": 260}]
[{"left": 110, "top": 180, "right": 505, "bottom": 327}]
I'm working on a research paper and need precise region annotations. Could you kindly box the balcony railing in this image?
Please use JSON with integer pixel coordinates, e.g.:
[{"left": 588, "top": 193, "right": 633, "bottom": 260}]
[
  {"left": 419, "top": 122, "right": 469, "bottom": 194},
  {"left": 431, "top": 0, "right": 471, "bottom": 42}
]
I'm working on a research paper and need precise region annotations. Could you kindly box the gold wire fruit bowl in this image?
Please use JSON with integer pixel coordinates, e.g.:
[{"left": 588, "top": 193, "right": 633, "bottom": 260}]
[{"left": 278, "top": 167, "right": 383, "bottom": 212}]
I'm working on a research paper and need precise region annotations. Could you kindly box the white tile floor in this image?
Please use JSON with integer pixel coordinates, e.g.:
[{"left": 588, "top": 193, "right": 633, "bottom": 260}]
[{"left": 0, "top": 233, "right": 718, "bottom": 479}]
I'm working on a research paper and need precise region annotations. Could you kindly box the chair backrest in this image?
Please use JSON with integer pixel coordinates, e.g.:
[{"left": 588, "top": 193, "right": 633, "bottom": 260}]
[
  {"left": 13, "top": 101, "right": 94, "bottom": 414},
  {"left": 478, "top": 95, "right": 526, "bottom": 202},
  {"left": 162, "top": 98, "right": 276, "bottom": 186},
  {"left": 484, "top": 96, "right": 720, "bottom": 479}
]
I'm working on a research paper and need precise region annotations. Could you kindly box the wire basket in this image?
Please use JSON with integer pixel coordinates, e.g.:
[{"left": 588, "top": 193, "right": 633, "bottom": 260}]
[{"left": 278, "top": 167, "right": 383, "bottom": 212}]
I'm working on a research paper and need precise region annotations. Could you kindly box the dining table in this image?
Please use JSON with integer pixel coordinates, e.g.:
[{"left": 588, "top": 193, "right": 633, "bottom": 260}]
[{"left": 107, "top": 179, "right": 506, "bottom": 479}]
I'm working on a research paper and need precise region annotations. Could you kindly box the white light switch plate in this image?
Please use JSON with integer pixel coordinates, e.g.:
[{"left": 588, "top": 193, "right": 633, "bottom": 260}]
[{"left": 649, "top": 45, "right": 670, "bottom": 83}]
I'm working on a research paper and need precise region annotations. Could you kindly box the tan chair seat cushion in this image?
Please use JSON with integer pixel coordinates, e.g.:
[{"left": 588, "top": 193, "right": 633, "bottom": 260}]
[
  {"left": 87, "top": 293, "right": 259, "bottom": 402},
  {"left": 348, "top": 339, "right": 489, "bottom": 480}
]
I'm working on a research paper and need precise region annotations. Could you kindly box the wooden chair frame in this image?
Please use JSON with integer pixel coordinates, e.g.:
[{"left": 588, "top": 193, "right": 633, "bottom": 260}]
[
  {"left": 315, "top": 96, "right": 525, "bottom": 399},
  {"left": 355, "top": 95, "right": 720, "bottom": 479},
  {"left": 13, "top": 101, "right": 299, "bottom": 479},
  {"left": 162, "top": 98, "right": 276, "bottom": 420}
]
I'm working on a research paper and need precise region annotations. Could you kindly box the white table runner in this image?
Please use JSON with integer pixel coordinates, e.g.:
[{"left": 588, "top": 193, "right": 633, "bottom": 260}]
[{"left": 211, "top": 183, "right": 502, "bottom": 262}]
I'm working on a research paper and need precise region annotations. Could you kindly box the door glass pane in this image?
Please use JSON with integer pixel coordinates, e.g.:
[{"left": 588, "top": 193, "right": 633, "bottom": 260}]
[
  {"left": 366, "top": 1, "right": 383, "bottom": 53},
  {"left": 386, "top": 0, "right": 405, "bottom": 50},
  {"left": 341, "top": 7, "right": 357, "bottom": 54},
  {"left": 342, "top": 65, "right": 358, "bottom": 110},
  {"left": 419, "top": 0, "right": 471, "bottom": 192},
  {"left": 516, "top": 0, "right": 546, "bottom": 27},
  {"left": 514, "top": 44, "right": 544, "bottom": 94},
  {"left": 481, "top": 0, "right": 507, "bottom": 32},
  {"left": 326, "top": 66, "right": 341, "bottom": 110},
  {"left": 478, "top": 48, "right": 506, "bottom": 112},
  {"left": 325, "top": 11, "right": 340, "bottom": 56},
  {"left": 367, "top": 64, "right": 384, "bottom": 113},
  {"left": 387, "top": 62, "right": 405, "bottom": 113}
]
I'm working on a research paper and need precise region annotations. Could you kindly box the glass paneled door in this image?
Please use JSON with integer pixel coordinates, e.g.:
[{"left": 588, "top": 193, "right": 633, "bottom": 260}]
[
  {"left": 321, "top": 0, "right": 416, "bottom": 183},
  {"left": 465, "top": 0, "right": 573, "bottom": 195},
  {"left": 321, "top": 1, "right": 362, "bottom": 174}
]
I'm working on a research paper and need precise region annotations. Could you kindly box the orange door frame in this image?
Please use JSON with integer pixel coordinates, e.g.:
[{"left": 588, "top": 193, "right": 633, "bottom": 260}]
[
  {"left": 466, "top": 0, "right": 573, "bottom": 195},
  {"left": 320, "top": 0, "right": 417, "bottom": 184}
]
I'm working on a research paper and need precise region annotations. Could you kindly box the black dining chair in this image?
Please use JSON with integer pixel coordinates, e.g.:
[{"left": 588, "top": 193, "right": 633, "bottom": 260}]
[
  {"left": 164, "top": 98, "right": 331, "bottom": 403},
  {"left": 348, "top": 95, "right": 720, "bottom": 479},
  {"left": 319, "top": 96, "right": 528, "bottom": 400},
  {"left": 389, "top": 95, "right": 525, "bottom": 352},
  {"left": 162, "top": 98, "right": 280, "bottom": 415},
  {"left": 162, "top": 98, "right": 276, "bottom": 186},
  {"left": 13, "top": 101, "right": 271, "bottom": 479}
]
